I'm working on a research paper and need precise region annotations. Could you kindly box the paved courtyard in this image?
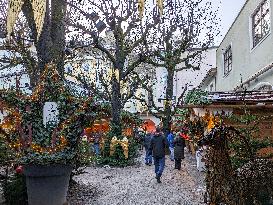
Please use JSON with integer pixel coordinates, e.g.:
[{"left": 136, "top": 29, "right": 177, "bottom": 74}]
[{"left": 68, "top": 149, "right": 206, "bottom": 205}]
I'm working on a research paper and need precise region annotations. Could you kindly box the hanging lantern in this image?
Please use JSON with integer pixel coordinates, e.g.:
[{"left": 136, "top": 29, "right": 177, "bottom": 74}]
[
  {"left": 138, "top": 0, "right": 145, "bottom": 18},
  {"left": 43, "top": 102, "right": 59, "bottom": 128},
  {"left": 6, "top": 0, "right": 24, "bottom": 38},
  {"left": 156, "top": 0, "right": 163, "bottom": 16},
  {"left": 0, "top": 108, "right": 8, "bottom": 124}
]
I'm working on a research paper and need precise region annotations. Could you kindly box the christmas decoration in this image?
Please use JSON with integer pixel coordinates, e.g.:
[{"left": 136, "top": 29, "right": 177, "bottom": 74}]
[
  {"left": 120, "top": 137, "right": 129, "bottom": 159},
  {"left": 15, "top": 165, "right": 23, "bottom": 174},
  {"left": 0, "top": 63, "right": 110, "bottom": 164},
  {"left": 109, "top": 136, "right": 129, "bottom": 159},
  {"left": 156, "top": 0, "right": 163, "bottom": 16},
  {"left": 31, "top": 0, "right": 47, "bottom": 39},
  {"left": 138, "top": 0, "right": 145, "bottom": 18},
  {"left": 6, "top": 0, "right": 24, "bottom": 38},
  {"left": 7, "top": 0, "right": 46, "bottom": 39}
]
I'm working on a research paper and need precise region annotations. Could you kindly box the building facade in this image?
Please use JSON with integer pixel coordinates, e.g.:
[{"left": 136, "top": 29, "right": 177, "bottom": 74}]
[
  {"left": 204, "top": 0, "right": 273, "bottom": 92},
  {"left": 132, "top": 47, "right": 217, "bottom": 127}
]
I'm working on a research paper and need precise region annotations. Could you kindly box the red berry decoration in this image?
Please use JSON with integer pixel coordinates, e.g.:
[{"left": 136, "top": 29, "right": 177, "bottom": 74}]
[{"left": 15, "top": 165, "right": 23, "bottom": 174}]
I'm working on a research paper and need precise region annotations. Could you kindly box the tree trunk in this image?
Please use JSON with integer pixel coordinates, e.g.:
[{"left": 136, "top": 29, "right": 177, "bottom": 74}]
[
  {"left": 22, "top": 0, "right": 66, "bottom": 86},
  {"left": 110, "top": 40, "right": 125, "bottom": 138},
  {"left": 163, "top": 68, "right": 175, "bottom": 136},
  {"left": 111, "top": 76, "right": 122, "bottom": 137},
  {"left": 50, "top": 0, "right": 66, "bottom": 76},
  {"left": 36, "top": 1, "right": 53, "bottom": 72}
]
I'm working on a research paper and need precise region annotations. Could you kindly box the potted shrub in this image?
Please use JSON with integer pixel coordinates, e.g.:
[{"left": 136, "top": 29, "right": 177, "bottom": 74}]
[{"left": 0, "top": 64, "right": 109, "bottom": 205}]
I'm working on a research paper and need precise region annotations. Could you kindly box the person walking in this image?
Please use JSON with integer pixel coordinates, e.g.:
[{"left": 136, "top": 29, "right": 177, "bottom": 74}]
[
  {"left": 144, "top": 132, "right": 153, "bottom": 165},
  {"left": 167, "top": 130, "right": 175, "bottom": 161},
  {"left": 149, "top": 127, "right": 168, "bottom": 183},
  {"left": 174, "top": 133, "right": 186, "bottom": 170}
]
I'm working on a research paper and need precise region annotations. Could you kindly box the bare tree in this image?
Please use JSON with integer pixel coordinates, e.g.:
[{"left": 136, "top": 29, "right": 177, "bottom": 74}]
[
  {"left": 136, "top": 0, "right": 220, "bottom": 134},
  {"left": 0, "top": 1, "right": 38, "bottom": 87},
  {"left": 21, "top": 0, "right": 67, "bottom": 76},
  {"left": 0, "top": 0, "right": 68, "bottom": 87},
  {"left": 66, "top": 0, "right": 158, "bottom": 136}
]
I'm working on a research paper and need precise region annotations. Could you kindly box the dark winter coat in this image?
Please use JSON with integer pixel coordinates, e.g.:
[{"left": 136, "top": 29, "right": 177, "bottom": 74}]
[
  {"left": 174, "top": 136, "right": 185, "bottom": 159},
  {"left": 149, "top": 133, "right": 168, "bottom": 158},
  {"left": 144, "top": 133, "right": 152, "bottom": 149}
]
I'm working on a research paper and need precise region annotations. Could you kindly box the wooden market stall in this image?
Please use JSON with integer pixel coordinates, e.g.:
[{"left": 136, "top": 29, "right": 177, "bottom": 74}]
[{"left": 175, "top": 90, "right": 273, "bottom": 154}]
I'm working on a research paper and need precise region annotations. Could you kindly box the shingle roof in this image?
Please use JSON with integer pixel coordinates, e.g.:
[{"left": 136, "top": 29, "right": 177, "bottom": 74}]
[
  {"left": 198, "top": 67, "right": 217, "bottom": 88},
  {"left": 206, "top": 90, "right": 273, "bottom": 103}
]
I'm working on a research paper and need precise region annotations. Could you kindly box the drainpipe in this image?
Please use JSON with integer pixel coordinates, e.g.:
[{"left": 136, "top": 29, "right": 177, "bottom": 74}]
[{"left": 214, "top": 76, "right": 216, "bottom": 91}]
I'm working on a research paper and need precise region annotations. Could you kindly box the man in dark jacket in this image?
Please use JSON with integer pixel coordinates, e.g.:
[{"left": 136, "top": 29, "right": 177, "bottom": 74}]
[{"left": 149, "top": 127, "right": 168, "bottom": 183}]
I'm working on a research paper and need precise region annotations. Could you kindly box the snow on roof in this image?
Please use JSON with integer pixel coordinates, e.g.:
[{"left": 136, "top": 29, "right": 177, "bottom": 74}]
[{"left": 206, "top": 90, "right": 273, "bottom": 103}]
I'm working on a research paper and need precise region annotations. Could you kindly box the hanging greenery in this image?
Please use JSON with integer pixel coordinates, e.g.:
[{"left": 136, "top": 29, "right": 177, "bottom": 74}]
[
  {"left": 227, "top": 113, "right": 273, "bottom": 168},
  {"left": 174, "top": 89, "right": 210, "bottom": 129},
  {"left": 184, "top": 89, "right": 211, "bottom": 105}
]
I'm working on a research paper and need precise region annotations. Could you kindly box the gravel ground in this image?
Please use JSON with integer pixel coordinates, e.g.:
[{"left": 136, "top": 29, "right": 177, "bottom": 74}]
[{"left": 68, "top": 148, "right": 206, "bottom": 205}]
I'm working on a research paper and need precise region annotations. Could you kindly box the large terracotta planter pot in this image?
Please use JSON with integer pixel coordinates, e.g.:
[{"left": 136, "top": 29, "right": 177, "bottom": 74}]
[{"left": 24, "top": 164, "right": 72, "bottom": 205}]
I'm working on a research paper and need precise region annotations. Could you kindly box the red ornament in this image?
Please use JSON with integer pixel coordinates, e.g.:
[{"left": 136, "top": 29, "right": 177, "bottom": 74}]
[{"left": 15, "top": 165, "right": 23, "bottom": 174}]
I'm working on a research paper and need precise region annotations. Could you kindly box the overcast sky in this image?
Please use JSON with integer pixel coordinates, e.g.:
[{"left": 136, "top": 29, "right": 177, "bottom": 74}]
[{"left": 215, "top": 0, "right": 246, "bottom": 44}]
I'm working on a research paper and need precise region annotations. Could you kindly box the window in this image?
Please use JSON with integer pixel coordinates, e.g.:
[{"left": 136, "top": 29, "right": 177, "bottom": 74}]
[
  {"left": 223, "top": 45, "right": 232, "bottom": 75},
  {"left": 252, "top": 0, "right": 271, "bottom": 47}
]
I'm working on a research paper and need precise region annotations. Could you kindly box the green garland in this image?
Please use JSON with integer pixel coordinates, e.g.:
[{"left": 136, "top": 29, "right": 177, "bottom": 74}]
[{"left": 0, "top": 64, "right": 109, "bottom": 165}]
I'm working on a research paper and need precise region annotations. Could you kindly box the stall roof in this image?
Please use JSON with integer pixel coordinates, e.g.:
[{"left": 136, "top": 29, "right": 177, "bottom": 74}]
[
  {"left": 206, "top": 90, "right": 273, "bottom": 103},
  {"left": 198, "top": 68, "right": 217, "bottom": 88},
  {"left": 176, "top": 90, "right": 273, "bottom": 109}
]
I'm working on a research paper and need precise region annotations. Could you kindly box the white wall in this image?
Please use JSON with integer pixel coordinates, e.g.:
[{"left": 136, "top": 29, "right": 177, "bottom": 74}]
[
  {"left": 216, "top": 0, "right": 273, "bottom": 91},
  {"left": 139, "top": 115, "right": 161, "bottom": 127},
  {"left": 175, "top": 47, "right": 217, "bottom": 96},
  {"left": 126, "top": 48, "right": 217, "bottom": 115}
]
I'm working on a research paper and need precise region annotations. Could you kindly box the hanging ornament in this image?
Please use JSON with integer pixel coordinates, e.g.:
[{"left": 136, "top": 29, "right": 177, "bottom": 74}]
[
  {"left": 138, "top": 0, "right": 145, "bottom": 18},
  {"left": 156, "top": 0, "right": 163, "bottom": 16},
  {"left": 6, "top": 0, "right": 24, "bottom": 38},
  {"left": 6, "top": 0, "right": 46, "bottom": 39},
  {"left": 31, "top": 0, "right": 47, "bottom": 39},
  {"left": 43, "top": 102, "right": 59, "bottom": 128},
  {"left": 207, "top": 115, "right": 215, "bottom": 132}
]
